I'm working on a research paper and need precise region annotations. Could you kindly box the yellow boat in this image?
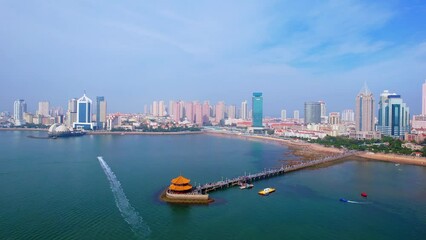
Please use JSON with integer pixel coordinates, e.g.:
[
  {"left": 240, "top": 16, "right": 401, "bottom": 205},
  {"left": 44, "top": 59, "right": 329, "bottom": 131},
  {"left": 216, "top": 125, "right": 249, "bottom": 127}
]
[{"left": 258, "top": 188, "right": 276, "bottom": 196}]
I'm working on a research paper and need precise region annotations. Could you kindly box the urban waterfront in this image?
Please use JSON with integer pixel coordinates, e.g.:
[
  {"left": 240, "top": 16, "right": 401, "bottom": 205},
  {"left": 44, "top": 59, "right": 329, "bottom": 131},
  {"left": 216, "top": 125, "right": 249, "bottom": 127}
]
[{"left": 0, "top": 131, "right": 425, "bottom": 239}]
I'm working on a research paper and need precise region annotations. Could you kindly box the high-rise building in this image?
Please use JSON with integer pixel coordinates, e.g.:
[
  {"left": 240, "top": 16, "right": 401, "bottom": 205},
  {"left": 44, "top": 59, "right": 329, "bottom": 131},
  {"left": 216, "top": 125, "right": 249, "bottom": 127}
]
[
  {"left": 215, "top": 101, "right": 225, "bottom": 124},
  {"left": 328, "top": 112, "right": 341, "bottom": 125},
  {"left": 96, "top": 96, "right": 107, "bottom": 130},
  {"left": 377, "top": 90, "right": 410, "bottom": 137},
  {"left": 241, "top": 100, "right": 248, "bottom": 120},
  {"left": 158, "top": 101, "right": 165, "bottom": 117},
  {"left": 341, "top": 109, "right": 355, "bottom": 122},
  {"left": 281, "top": 110, "right": 287, "bottom": 121},
  {"left": 66, "top": 98, "right": 77, "bottom": 128},
  {"left": 38, "top": 101, "right": 50, "bottom": 117},
  {"left": 423, "top": 80, "right": 426, "bottom": 115},
  {"left": 184, "top": 102, "right": 194, "bottom": 122},
  {"left": 252, "top": 92, "right": 263, "bottom": 127},
  {"left": 172, "top": 101, "right": 181, "bottom": 122},
  {"left": 319, "top": 101, "right": 327, "bottom": 123},
  {"left": 202, "top": 101, "right": 210, "bottom": 125},
  {"left": 152, "top": 101, "right": 158, "bottom": 116},
  {"left": 73, "top": 93, "right": 94, "bottom": 130},
  {"left": 304, "top": 102, "right": 321, "bottom": 124},
  {"left": 227, "top": 105, "right": 236, "bottom": 119},
  {"left": 13, "top": 99, "right": 26, "bottom": 126},
  {"left": 168, "top": 100, "right": 174, "bottom": 116},
  {"left": 293, "top": 110, "right": 299, "bottom": 121},
  {"left": 194, "top": 102, "right": 203, "bottom": 126},
  {"left": 355, "top": 84, "right": 375, "bottom": 132}
]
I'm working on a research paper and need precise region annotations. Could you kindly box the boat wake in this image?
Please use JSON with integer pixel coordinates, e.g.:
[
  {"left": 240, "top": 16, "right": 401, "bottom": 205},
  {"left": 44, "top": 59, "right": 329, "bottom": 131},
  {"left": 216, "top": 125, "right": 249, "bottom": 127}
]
[
  {"left": 97, "top": 156, "right": 151, "bottom": 238},
  {"left": 340, "top": 198, "right": 371, "bottom": 204},
  {"left": 346, "top": 200, "right": 371, "bottom": 204}
]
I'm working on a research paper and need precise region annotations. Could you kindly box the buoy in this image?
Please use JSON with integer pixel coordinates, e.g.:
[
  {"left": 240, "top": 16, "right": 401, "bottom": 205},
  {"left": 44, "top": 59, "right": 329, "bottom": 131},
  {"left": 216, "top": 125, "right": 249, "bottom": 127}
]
[{"left": 361, "top": 192, "right": 368, "bottom": 198}]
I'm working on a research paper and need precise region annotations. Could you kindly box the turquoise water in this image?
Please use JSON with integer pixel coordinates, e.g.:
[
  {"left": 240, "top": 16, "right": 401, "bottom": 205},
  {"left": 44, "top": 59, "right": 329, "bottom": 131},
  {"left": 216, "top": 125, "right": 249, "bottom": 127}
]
[{"left": 0, "top": 131, "right": 425, "bottom": 239}]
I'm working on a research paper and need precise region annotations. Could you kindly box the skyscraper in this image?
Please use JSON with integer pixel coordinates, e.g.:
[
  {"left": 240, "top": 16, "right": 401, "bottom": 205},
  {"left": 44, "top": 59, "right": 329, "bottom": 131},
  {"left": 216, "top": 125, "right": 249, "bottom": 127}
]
[
  {"left": 172, "top": 101, "right": 181, "bottom": 122},
  {"left": 158, "top": 101, "right": 165, "bottom": 117},
  {"left": 227, "top": 105, "right": 236, "bottom": 119},
  {"left": 13, "top": 99, "right": 26, "bottom": 126},
  {"left": 241, "top": 100, "right": 248, "bottom": 120},
  {"left": 281, "top": 109, "right": 287, "bottom": 121},
  {"left": 304, "top": 102, "right": 321, "bottom": 124},
  {"left": 319, "top": 101, "right": 327, "bottom": 123},
  {"left": 377, "top": 90, "right": 410, "bottom": 137},
  {"left": 73, "top": 93, "right": 94, "bottom": 130},
  {"left": 202, "top": 101, "right": 210, "bottom": 125},
  {"left": 184, "top": 102, "right": 194, "bottom": 122},
  {"left": 96, "top": 96, "right": 107, "bottom": 130},
  {"left": 252, "top": 92, "right": 263, "bottom": 127},
  {"left": 194, "top": 102, "right": 203, "bottom": 126},
  {"left": 215, "top": 101, "right": 225, "bottom": 124},
  {"left": 66, "top": 98, "right": 77, "bottom": 128},
  {"left": 152, "top": 101, "right": 158, "bottom": 116},
  {"left": 355, "top": 84, "right": 374, "bottom": 132},
  {"left": 38, "top": 101, "right": 50, "bottom": 117},
  {"left": 423, "top": 80, "right": 426, "bottom": 115},
  {"left": 293, "top": 110, "right": 299, "bottom": 120}
]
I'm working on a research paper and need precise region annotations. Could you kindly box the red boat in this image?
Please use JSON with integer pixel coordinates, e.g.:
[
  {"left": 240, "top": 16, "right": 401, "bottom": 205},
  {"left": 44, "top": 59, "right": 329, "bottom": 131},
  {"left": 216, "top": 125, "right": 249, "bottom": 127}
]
[{"left": 361, "top": 192, "right": 368, "bottom": 198}]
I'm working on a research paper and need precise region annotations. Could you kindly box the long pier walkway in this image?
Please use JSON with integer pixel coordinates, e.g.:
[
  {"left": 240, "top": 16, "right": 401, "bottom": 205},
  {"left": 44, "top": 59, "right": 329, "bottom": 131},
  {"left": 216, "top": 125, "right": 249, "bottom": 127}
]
[{"left": 198, "top": 151, "right": 356, "bottom": 194}]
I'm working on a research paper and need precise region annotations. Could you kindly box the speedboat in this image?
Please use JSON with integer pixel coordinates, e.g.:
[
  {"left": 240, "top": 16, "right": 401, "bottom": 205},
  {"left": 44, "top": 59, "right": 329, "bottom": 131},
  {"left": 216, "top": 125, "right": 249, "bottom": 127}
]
[{"left": 258, "top": 188, "right": 275, "bottom": 195}]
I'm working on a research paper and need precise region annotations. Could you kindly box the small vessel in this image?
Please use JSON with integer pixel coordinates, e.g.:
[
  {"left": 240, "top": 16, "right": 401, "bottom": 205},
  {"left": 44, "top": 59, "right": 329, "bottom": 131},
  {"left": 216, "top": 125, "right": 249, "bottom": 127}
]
[
  {"left": 339, "top": 198, "right": 348, "bottom": 202},
  {"left": 258, "top": 188, "right": 275, "bottom": 196},
  {"left": 239, "top": 183, "right": 254, "bottom": 189},
  {"left": 395, "top": 163, "right": 400, "bottom": 166},
  {"left": 361, "top": 192, "right": 368, "bottom": 198}
]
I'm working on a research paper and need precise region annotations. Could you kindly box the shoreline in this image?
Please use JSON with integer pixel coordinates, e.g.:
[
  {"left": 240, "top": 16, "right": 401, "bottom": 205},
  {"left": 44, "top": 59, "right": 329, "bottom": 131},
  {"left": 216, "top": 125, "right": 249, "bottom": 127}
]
[
  {"left": 203, "top": 131, "right": 426, "bottom": 167},
  {"left": 87, "top": 131, "right": 203, "bottom": 135},
  {"left": 203, "top": 131, "right": 343, "bottom": 161},
  {"left": 356, "top": 152, "right": 426, "bottom": 166}
]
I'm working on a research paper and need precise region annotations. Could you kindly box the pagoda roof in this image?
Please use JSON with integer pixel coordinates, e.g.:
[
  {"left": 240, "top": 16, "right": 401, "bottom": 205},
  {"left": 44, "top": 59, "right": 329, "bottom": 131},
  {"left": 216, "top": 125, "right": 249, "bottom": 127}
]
[
  {"left": 168, "top": 184, "right": 193, "bottom": 191},
  {"left": 171, "top": 175, "right": 190, "bottom": 184}
]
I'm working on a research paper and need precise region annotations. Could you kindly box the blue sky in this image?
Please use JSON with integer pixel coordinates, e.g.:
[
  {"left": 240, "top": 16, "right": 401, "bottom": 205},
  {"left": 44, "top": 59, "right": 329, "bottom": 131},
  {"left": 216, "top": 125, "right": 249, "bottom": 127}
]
[{"left": 1, "top": 0, "right": 425, "bottom": 116}]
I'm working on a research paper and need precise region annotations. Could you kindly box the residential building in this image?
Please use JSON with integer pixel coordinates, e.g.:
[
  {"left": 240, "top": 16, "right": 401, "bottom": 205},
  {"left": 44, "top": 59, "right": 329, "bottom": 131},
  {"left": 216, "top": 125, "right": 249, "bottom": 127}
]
[
  {"left": 241, "top": 100, "right": 248, "bottom": 120},
  {"left": 96, "top": 96, "right": 107, "bottom": 130},
  {"left": 281, "top": 109, "right": 286, "bottom": 121},
  {"left": 38, "top": 101, "right": 50, "bottom": 117}
]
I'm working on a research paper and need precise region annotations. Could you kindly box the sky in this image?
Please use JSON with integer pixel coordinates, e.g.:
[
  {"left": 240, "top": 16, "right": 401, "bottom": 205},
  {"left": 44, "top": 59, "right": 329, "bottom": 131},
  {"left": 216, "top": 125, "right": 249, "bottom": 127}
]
[{"left": 1, "top": 0, "right": 426, "bottom": 116}]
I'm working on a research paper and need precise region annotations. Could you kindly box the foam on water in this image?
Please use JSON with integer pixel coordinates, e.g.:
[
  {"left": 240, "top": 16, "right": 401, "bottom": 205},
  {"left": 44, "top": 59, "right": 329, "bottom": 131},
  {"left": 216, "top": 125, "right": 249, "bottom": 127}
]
[{"left": 97, "top": 156, "right": 151, "bottom": 238}]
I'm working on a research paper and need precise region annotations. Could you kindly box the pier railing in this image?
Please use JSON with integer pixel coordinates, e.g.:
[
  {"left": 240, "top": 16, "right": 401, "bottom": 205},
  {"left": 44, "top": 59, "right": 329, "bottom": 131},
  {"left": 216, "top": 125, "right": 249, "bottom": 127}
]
[{"left": 197, "top": 151, "right": 356, "bottom": 194}]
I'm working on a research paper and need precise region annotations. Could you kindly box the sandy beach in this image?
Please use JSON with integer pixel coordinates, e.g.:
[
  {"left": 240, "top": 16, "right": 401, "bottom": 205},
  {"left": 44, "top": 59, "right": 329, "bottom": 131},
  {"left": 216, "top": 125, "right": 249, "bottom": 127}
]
[
  {"left": 203, "top": 131, "right": 343, "bottom": 161},
  {"left": 357, "top": 152, "right": 426, "bottom": 166}
]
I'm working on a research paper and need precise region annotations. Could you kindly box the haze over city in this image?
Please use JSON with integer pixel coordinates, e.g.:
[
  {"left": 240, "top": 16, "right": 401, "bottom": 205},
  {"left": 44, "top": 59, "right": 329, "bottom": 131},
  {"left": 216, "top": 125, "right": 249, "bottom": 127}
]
[{"left": 1, "top": 0, "right": 426, "bottom": 115}]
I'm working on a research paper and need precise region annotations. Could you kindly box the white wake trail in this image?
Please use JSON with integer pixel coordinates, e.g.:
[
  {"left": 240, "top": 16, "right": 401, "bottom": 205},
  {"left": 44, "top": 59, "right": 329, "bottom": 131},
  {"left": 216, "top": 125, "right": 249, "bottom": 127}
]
[{"left": 97, "top": 156, "right": 151, "bottom": 238}]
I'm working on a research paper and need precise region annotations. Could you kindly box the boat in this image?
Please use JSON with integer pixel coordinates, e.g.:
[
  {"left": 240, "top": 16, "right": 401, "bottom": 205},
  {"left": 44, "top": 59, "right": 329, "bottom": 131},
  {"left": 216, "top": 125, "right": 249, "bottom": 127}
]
[
  {"left": 395, "top": 163, "right": 400, "bottom": 166},
  {"left": 239, "top": 183, "right": 254, "bottom": 189},
  {"left": 339, "top": 198, "right": 348, "bottom": 202},
  {"left": 258, "top": 188, "right": 275, "bottom": 196},
  {"left": 361, "top": 192, "right": 368, "bottom": 198}
]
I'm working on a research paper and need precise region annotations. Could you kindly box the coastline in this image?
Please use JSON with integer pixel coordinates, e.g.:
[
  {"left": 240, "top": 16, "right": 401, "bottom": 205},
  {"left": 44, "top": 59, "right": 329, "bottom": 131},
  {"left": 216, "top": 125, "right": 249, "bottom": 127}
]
[
  {"left": 87, "top": 131, "right": 203, "bottom": 135},
  {"left": 203, "top": 131, "right": 426, "bottom": 167},
  {"left": 203, "top": 131, "right": 343, "bottom": 161},
  {"left": 357, "top": 152, "right": 426, "bottom": 166},
  {"left": 0, "top": 128, "right": 48, "bottom": 132}
]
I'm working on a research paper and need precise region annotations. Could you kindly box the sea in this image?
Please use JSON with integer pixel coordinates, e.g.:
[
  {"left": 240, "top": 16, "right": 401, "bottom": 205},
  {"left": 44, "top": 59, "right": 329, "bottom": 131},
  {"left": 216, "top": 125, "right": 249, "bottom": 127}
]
[{"left": 0, "top": 131, "right": 425, "bottom": 240}]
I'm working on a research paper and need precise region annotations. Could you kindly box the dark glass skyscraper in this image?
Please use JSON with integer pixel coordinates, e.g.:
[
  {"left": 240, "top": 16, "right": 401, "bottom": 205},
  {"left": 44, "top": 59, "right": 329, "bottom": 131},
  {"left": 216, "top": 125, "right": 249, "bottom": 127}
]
[
  {"left": 304, "top": 102, "right": 321, "bottom": 124},
  {"left": 252, "top": 92, "right": 263, "bottom": 127}
]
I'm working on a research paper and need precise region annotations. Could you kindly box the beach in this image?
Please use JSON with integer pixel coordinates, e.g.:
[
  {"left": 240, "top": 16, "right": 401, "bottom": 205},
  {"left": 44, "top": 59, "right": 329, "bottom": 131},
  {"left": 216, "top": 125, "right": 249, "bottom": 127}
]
[{"left": 204, "top": 131, "right": 426, "bottom": 167}]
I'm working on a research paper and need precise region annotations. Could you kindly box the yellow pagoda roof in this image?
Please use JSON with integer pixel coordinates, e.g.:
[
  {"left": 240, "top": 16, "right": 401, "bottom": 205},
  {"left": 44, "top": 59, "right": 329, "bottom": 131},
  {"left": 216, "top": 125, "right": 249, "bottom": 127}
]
[
  {"left": 168, "top": 184, "right": 193, "bottom": 191},
  {"left": 171, "top": 175, "right": 191, "bottom": 185}
]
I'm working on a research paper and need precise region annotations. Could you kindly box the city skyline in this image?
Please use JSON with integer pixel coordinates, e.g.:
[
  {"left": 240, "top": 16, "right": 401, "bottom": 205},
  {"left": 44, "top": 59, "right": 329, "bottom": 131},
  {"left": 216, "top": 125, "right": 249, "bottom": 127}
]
[{"left": 0, "top": 1, "right": 425, "bottom": 115}]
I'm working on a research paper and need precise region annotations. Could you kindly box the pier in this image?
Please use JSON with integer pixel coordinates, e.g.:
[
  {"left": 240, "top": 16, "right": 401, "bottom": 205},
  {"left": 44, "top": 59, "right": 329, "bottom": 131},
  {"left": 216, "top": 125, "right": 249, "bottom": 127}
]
[{"left": 197, "top": 151, "right": 356, "bottom": 194}]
